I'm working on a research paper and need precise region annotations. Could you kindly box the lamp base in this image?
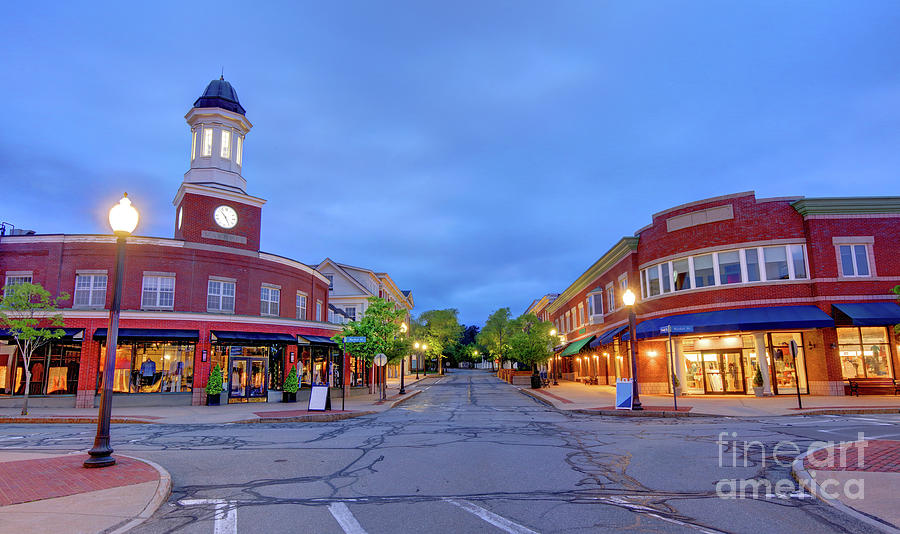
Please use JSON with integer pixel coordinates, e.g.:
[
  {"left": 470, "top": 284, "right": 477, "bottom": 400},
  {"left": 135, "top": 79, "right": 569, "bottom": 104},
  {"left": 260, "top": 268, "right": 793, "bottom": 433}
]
[{"left": 83, "top": 455, "right": 116, "bottom": 468}]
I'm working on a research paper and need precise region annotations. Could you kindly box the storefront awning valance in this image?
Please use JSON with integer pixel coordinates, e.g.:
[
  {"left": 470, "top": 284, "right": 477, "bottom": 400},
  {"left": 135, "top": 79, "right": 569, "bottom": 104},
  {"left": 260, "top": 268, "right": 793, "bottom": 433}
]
[
  {"left": 832, "top": 302, "right": 900, "bottom": 326},
  {"left": 0, "top": 328, "right": 84, "bottom": 341},
  {"left": 560, "top": 335, "right": 595, "bottom": 357},
  {"left": 590, "top": 325, "right": 628, "bottom": 348},
  {"left": 93, "top": 328, "right": 199, "bottom": 341},
  {"left": 296, "top": 335, "right": 338, "bottom": 346},
  {"left": 622, "top": 305, "right": 835, "bottom": 341},
  {"left": 210, "top": 331, "right": 295, "bottom": 344}
]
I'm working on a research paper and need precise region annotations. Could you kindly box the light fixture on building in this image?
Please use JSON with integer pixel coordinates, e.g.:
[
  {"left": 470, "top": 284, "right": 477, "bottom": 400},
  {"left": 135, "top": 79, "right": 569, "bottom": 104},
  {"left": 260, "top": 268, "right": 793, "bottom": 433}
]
[{"left": 647, "top": 350, "right": 658, "bottom": 357}]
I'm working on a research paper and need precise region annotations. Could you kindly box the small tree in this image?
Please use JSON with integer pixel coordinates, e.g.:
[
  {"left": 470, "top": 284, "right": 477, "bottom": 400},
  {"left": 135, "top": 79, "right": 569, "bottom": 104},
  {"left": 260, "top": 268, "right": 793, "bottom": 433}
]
[
  {"left": 283, "top": 367, "right": 299, "bottom": 394},
  {"left": 333, "top": 297, "right": 408, "bottom": 393},
  {"left": 206, "top": 364, "right": 224, "bottom": 396},
  {"left": 753, "top": 367, "right": 764, "bottom": 388},
  {"left": 0, "top": 282, "right": 68, "bottom": 415},
  {"left": 507, "top": 313, "right": 555, "bottom": 381},
  {"left": 477, "top": 308, "right": 513, "bottom": 370}
]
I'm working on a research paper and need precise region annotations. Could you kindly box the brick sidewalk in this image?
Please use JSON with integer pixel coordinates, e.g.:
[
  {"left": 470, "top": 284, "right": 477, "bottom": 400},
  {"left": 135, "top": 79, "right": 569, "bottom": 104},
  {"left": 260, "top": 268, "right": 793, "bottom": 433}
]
[
  {"left": 805, "top": 440, "right": 900, "bottom": 473},
  {"left": 0, "top": 455, "right": 159, "bottom": 506}
]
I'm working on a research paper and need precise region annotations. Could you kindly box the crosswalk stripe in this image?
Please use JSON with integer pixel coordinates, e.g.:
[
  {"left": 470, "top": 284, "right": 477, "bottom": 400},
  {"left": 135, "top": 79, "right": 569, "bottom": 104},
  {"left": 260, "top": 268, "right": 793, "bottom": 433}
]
[
  {"left": 328, "top": 502, "right": 368, "bottom": 534},
  {"left": 178, "top": 499, "right": 237, "bottom": 534},
  {"left": 444, "top": 499, "right": 539, "bottom": 534}
]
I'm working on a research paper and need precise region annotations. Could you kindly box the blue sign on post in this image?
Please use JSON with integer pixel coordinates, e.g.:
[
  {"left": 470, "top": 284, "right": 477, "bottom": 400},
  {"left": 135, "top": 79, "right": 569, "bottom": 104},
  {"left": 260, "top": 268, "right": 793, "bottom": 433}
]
[
  {"left": 343, "top": 336, "right": 366, "bottom": 343},
  {"left": 615, "top": 379, "right": 633, "bottom": 410},
  {"left": 659, "top": 325, "right": 694, "bottom": 334}
]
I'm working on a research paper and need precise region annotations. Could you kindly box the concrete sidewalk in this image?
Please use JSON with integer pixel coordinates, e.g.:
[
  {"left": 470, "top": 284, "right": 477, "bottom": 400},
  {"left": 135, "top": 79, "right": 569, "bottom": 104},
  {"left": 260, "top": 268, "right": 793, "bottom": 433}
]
[
  {"left": 520, "top": 378, "right": 900, "bottom": 417},
  {"left": 793, "top": 439, "right": 900, "bottom": 533},
  {"left": 0, "top": 374, "right": 437, "bottom": 425},
  {"left": 0, "top": 451, "right": 171, "bottom": 534}
]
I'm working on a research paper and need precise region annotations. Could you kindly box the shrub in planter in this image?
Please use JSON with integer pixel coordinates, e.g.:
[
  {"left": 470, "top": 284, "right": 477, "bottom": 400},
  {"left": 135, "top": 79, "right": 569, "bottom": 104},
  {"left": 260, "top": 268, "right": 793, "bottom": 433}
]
[
  {"left": 206, "top": 364, "right": 224, "bottom": 405},
  {"left": 752, "top": 367, "right": 765, "bottom": 397},
  {"left": 283, "top": 367, "right": 299, "bottom": 403}
]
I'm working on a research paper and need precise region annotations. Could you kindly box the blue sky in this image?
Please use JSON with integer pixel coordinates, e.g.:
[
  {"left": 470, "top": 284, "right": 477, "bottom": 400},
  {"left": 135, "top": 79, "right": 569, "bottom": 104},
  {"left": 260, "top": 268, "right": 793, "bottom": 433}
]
[{"left": 2, "top": 2, "right": 899, "bottom": 326}]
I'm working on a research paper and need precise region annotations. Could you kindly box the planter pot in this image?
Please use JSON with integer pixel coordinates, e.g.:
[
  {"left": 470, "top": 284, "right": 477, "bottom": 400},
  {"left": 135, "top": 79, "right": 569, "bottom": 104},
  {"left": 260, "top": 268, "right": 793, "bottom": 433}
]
[
  {"left": 753, "top": 386, "right": 764, "bottom": 397},
  {"left": 206, "top": 392, "right": 221, "bottom": 406},
  {"left": 282, "top": 392, "right": 297, "bottom": 403}
]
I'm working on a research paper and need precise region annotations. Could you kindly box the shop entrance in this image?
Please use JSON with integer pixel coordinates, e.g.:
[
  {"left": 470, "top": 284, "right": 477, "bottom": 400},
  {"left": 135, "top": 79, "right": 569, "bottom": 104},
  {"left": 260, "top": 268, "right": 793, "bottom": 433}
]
[
  {"left": 228, "top": 357, "right": 267, "bottom": 403},
  {"left": 701, "top": 352, "right": 745, "bottom": 394}
]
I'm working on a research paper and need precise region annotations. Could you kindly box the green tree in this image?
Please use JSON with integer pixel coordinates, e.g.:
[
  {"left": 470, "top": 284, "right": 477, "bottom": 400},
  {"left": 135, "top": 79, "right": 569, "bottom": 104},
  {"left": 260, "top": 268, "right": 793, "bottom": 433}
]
[
  {"left": 477, "top": 308, "right": 513, "bottom": 370},
  {"left": 332, "top": 296, "right": 408, "bottom": 364},
  {"left": 507, "top": 313, "right": 556, "bottom": 375},
  {"left": 0, "top": 282, "right": 68, "bottom": 415},
  {"left": 416, "top": 309, "right": 463, "bottom": 372}
]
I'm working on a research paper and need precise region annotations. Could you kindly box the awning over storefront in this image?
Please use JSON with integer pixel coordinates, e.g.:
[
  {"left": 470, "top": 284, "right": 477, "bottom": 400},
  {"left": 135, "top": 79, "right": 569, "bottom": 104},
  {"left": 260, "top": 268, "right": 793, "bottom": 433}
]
[
  {"left": 560, "top": 335, "right": 595, "bottom": 357},
  {"left": 832, "top": 302, "right": 900, "bottom": 326},
  {"left": 622, "top": 305, "right": 835, "bottom": 341},
  {"left": 590, "top": 325, "right": 628, "bottom": 348},
  {"left": 210, "top": 331, "right": 295, "bottom": 344},
  {"left": 93, "top": 328, "right": 199, "bottom": 341},
  {"left": 0, "top": 328, "right": 84, "bottom": 341},
  {"left": 296, "top": 335, "right": 338, "bottom": 345}
]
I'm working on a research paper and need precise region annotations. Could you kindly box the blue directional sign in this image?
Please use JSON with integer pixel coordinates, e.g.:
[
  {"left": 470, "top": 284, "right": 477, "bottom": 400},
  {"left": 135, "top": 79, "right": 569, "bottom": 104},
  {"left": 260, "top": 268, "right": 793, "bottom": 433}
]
[
  {"left": 659, "top": 325, "right": 694, "bottom": 334},
  {"left": 343, "top": 336, "right": 366, "bottom": 343}
]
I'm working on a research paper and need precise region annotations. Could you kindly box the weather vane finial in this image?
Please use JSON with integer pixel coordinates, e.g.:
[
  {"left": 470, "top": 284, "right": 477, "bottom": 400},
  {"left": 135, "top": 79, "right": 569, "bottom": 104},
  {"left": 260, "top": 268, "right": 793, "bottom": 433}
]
[{"left": 220, "top": 66, "right": 224, "bottom": 80}]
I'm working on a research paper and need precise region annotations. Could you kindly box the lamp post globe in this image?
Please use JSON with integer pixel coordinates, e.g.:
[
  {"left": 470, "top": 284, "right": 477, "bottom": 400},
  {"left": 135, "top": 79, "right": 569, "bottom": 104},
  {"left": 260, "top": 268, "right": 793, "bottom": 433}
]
[
  {"left": 85, "top": 193, "right": 138, "bottom": 467},
  {"left": 623, "top": 288, "right": 642, "bottom": 410}
]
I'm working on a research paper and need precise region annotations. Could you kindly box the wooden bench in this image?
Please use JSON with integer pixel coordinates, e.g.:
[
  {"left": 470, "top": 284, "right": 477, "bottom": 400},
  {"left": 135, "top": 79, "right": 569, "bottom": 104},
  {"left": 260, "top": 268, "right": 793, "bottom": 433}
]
[{"left": 846, "top": 378, "right": 900, "bottom": 396}]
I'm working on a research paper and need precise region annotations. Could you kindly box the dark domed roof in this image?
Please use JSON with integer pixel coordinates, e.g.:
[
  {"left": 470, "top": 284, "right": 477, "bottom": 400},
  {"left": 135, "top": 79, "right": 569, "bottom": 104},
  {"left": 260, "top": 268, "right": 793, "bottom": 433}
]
[{"left": 193, "top": 76, "right": 246, "bottom": 114}]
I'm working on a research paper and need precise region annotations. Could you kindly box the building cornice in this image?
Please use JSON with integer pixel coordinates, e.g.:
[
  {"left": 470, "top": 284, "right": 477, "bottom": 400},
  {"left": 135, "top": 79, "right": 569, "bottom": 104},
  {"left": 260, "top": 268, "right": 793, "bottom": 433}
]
[
  {"left": 791, "top": 197, "right": 900, "bottom": 218},
  {"left": 547, "top": 237, "right": 639, "bottom": 314},
  {"left": 173, "top": 183, "right": 266, "bottom": 208}
]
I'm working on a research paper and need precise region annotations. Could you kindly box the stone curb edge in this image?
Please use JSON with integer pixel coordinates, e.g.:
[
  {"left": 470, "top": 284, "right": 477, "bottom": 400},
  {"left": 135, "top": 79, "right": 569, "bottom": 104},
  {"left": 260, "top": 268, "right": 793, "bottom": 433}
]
[
  {"left": 389, "top": 389, "right": 422, "bottom": 408},
  {"left": 236, "top": 410, "right": 377, "bottom": 424},
  {"left": 0, "top": 417, "right": 157, "bottom": 425},
  {"left": 517, "top": 387, "right": 717, "bottom": 418},
  {"left": 791, "top": 441, "right": 900, "bottom": 534},
  {"left": 104, "top": 455, "right": 173, "bottom": 534}
]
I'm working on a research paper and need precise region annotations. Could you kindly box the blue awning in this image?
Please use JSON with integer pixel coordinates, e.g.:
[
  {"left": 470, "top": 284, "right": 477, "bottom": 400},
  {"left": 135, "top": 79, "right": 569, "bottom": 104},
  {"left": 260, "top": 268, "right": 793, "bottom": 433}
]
[
  {"left": 210, "top": 331, "right": 295, "bottom": 344},
  {"left": 590, "top": 325, "right": 628, "bottom": 348},
  {"left": 94, "top": 328, "right": 199, "bottom": 341},
  {"left": 623, "top": 305, "right": 834, "bottom": 340},
  {"left": 832, "top": 302, "right": 900, "bottom": 326},
  {"left": 297, "top": 335, "right": 338, "bottom": 346},
  {"left": 0, "top": 328, "right": 84, "bottom": 341}
]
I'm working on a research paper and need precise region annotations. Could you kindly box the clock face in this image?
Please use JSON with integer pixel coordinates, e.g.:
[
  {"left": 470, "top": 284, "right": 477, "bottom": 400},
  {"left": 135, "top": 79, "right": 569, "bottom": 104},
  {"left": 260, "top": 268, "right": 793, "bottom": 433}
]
[{"left": 214, "top": 205, "right": 238, "bottom": 229}]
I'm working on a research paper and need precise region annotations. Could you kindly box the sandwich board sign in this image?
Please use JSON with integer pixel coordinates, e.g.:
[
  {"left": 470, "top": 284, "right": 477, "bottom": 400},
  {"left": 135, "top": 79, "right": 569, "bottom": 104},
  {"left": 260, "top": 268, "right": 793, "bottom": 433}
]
[
  {"left": 308, "top": 385, "right": 331, "bottom": 411},
  {"left": 616, "top": 379, "right": 633, "bottom": 410}
]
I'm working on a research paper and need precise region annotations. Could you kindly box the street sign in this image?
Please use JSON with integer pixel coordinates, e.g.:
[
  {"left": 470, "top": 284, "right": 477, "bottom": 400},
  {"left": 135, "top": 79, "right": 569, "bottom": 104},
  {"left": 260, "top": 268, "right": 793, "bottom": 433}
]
[
  {"left": 343, "top": 336, "right": 366, "bottom": 343},
  {"left": 659, "top": 325, "right": 694, "bottom": 334},
  {"left": 373, "top": 353, "right": 387, "bottom": 366},
  {"left": 615, "top": 379, "right": 633, "bottom": 410}
]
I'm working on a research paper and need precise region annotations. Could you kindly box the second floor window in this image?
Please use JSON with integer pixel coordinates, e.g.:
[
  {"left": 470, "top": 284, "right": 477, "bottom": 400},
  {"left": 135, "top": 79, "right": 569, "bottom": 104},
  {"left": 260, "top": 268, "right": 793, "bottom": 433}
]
[
  {"left": 606, "top": 285, "right": 615, "bottom": 313},
  {"left": 316, "top": 300, "right": 322, "bottom": 321},
  {"left": 260, "top": 286, "right": 280, "bottom": 316},
  {"left": 345, "top": 306, "right": 357, "bottom": 321},
  {"left": 74, "top": 274, "right": 107, "bottom": 307},
  {"left": 296, "top": 293, "right": 307, "bottom": 319},
  {"left": 325, "top": 274, "right": 334, "bottom": 290},
  {"left": 141, "top": 276, "right": 175, "bottom": 308},
  {"left": 4, "top": 273, "right": 33, "bottom": 295},
  {"left": 207, "top": 280, "right": 235, "bottom": 313},
  {"left": 839, "top": 244, "right": 870, "bottom": 277},
  {"left": 589, "top": 293, "right": 603, "bottom": 316}
]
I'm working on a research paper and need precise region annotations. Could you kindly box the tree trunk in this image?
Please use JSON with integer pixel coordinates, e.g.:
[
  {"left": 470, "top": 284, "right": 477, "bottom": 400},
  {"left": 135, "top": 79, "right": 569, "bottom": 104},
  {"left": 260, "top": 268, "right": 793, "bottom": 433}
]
[{"left": 21, "top": 367, "right": 31, "bottom": 416}]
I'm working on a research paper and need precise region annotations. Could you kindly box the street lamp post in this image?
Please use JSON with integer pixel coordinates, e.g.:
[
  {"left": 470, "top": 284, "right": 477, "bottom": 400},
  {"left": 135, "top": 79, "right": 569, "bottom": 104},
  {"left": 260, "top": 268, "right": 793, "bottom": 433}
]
[
  {"left": 623, "top": 288, "right": 643, "bottom": 411},
  {"left": 422, "top": 344, "right": 428, "bottom": 376},
  {"left": 85, "top": 194, "right": 138, "bottom": 468},
  {"left": 550, "top": 329, "right": 559, "bottom": 385}
]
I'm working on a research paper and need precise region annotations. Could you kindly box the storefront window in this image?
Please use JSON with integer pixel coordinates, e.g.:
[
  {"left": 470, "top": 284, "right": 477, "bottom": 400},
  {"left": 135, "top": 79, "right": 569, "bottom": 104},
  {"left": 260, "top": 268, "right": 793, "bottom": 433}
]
[
  {"left": 0, "top": 342, "right": 80, "bottom": 396},
  {"left": 99, "top": 342, "right": 194, "bottom": 393},
  {"left": 838, "top": 327, "right": 892, "bottom": 379},
  {"left": 768, "top": 333, "right": 807, "bottom": 394}
]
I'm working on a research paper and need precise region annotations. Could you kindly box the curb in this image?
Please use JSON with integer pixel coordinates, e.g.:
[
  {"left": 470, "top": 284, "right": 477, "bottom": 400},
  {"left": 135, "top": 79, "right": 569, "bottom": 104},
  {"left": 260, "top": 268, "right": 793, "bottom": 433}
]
[
  {"left": 791, "top": 441, "right": 900, "bottom": 534},
  {"left": 787, "top": 408, "right": 900, "bottom": 417},
  {"left": 105, "top": 455, "right": 173, "bottom": 534},
  {"left": 0, "top": 417, "right": 157, "bottom": 425},
  {"left": 389, "top": 389, "right": 422, "bottom": 408},
  {"left": 237, "top": 410, "right": 377, "bottom": 424},
  {"left": 518, "top": 388, "right": 716, "bottom": 418}
]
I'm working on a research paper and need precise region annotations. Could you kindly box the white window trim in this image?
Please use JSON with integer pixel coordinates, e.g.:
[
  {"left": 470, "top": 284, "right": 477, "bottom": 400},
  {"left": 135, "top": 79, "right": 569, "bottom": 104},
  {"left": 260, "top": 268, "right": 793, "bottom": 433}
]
[
  {"left": 207, "top": 279, "right": 235, "bottom": 314},
  {"left": 260, "top": 284, "right": 281, "bottom": 316},
  {"left": 605, "top": 283, "right": 615, "bottom": 313},
  {"left": 141, "top": 275, "right": 175, "bottom": 309},
  {"left": 835, "top": 242, "right": 874, "bottom": 278},
  {"left": 74, "top": 273, "right": 107, "bottom": 308}
]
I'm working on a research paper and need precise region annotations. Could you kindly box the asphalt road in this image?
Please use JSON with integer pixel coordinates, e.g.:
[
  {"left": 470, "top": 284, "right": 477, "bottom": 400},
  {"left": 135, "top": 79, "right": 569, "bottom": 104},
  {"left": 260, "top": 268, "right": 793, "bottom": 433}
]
[{"left": 2, "top": 370, "right": 898, "bottom": 533}]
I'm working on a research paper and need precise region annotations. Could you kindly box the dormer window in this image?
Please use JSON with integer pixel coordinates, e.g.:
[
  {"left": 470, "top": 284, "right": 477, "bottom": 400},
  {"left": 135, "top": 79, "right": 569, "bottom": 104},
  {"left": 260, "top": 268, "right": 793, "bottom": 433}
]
[
  {"left": 221, "top": 130, "right": 232, "bottom": 159},
  {"left": 236, "top": 136, "right": 243, "bottom": 166},
  {"left": 201, "top": 128, "right": 213, "bottom": 157}
]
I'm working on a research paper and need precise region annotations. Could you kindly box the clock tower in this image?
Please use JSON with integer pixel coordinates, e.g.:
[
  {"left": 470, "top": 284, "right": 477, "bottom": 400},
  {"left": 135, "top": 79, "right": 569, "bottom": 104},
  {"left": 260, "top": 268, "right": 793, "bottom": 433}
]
[{"left": 173, "top": 77, "right": 265, "bottom": 251}]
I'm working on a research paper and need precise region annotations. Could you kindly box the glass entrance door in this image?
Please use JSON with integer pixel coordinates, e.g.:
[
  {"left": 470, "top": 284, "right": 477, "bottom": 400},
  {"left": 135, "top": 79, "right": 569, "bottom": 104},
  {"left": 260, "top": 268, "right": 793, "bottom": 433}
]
[
  {"left": 702, "top": 352, "right": 745, "bottom": 394},
  {"left": 229, "top": 357, "right": 268, "bottom": 403}
]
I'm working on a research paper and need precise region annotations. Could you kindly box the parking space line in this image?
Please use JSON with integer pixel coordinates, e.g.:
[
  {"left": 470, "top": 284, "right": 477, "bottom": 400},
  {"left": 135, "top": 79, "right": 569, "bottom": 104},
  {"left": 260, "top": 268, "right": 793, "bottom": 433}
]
[
  {"left": 444, "top": 498, "right": 538, "bottom": 534},
  {"left": 328, "top": 502, "right": 368, "bottom": 534},
  {"left": 178, "top": 499, "right": 237, "bottom": 534}
]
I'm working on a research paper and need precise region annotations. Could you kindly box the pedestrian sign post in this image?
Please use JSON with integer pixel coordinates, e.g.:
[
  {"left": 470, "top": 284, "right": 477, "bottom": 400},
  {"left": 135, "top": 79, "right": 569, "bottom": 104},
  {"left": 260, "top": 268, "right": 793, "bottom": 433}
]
[{"left": 616, "top": 379, "right": 633, "bottom": 410}]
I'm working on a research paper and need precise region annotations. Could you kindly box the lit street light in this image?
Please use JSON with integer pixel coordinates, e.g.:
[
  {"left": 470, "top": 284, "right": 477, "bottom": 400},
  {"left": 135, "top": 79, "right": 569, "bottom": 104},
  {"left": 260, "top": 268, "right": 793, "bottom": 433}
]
[
  {"left": 85, "top": 194, "right": 138, "bottom": 467},
  {"left": 623, "top": 288, "right": 642, "bottom": 411}
]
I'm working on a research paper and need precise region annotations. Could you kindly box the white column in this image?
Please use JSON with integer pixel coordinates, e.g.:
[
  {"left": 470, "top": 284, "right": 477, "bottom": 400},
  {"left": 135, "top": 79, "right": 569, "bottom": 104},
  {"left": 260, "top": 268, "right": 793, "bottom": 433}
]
[
  {"left": 754, "top": 332, "right": 772, "bottom": 395},
  {"left": 673, "top": 338, "right": 686, "bottom": 389}
]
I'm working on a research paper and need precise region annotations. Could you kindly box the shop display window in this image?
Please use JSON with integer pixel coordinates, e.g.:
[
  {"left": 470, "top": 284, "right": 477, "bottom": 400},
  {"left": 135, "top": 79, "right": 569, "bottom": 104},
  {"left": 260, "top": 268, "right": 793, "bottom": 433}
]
[
  {"left": 99, "top": 342, "right": 194, "bottom": 393},
  {"left": 0, "top": 342, "right": 80, "bottom": 396},
  {"left": 838, "top": 327, "right": 893, "bottom": 379}
]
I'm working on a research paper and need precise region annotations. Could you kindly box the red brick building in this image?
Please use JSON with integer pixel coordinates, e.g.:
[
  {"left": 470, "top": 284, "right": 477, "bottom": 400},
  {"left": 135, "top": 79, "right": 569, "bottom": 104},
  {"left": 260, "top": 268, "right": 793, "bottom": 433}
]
[
  {"left": 0, "top": 78, "right": 340, "bottom": 407},
  {"left": 543, "top": 192, "right": 900, "bottom": 396}
]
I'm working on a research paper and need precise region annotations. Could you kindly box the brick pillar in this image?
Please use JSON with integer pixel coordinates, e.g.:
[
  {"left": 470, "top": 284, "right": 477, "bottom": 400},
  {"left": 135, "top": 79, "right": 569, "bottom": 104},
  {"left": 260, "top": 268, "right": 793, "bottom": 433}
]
[
  {"left": 192, "top": 333, "right": 210, "bottom": 406},
  {"left": 75, "top": 331, "right": 98, "bottom": 408},
  {"left": 817, "top": 328, "right": 845, "bottom": 396}
]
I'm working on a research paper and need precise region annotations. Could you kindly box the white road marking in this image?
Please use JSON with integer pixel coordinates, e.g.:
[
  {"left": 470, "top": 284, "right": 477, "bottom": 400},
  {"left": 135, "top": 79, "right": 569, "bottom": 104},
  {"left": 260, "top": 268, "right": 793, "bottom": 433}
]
[
  {"left": 179, "top": 499, "right": 237, "bottom": 534},
  {"left": 603, "top": 497, "right": 725, "bottom": 534},
  {"left": 328, "top": 502, "right": 368, "bottom": 534},
  {"left": 444, "top": 499, "right": 538, "bottom": 534},
  {"left": 0, "top": 436, "right": 24, "bottom": 441}
]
